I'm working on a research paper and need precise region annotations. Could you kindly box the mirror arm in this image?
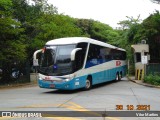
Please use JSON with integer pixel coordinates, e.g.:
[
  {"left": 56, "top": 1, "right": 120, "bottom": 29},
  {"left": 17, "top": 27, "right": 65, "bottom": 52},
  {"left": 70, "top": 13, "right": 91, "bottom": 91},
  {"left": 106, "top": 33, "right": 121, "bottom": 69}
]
[
  {"left": 33, "top": 49, "right": 42, "bottom": 66},
  {"left": 71, "top": 48, "right": 82, "bottom": 61}
]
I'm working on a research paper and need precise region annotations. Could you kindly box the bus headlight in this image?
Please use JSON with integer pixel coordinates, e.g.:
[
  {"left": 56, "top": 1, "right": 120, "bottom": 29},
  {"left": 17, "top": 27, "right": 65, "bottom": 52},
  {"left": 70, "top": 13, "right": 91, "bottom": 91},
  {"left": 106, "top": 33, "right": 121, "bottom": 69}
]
[
  {"left": 65, "top": 79, "right": 70, "bottom": 82},
  {"left": 63, "top": 74, "right": 75, "bottom": 82},
  {"left": 39, "top": 77, "right": 43, "bottom": 81},
  {"left": 69, "top": 74, "right": 75, "bottom": 79}
]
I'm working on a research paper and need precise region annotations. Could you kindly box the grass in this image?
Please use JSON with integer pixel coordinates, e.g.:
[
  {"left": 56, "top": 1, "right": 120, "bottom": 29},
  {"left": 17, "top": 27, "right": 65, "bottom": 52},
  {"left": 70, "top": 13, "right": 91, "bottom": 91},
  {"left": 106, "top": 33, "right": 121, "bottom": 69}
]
[{"left": 144, "top": 74, "right": 160, "bottom": 86}]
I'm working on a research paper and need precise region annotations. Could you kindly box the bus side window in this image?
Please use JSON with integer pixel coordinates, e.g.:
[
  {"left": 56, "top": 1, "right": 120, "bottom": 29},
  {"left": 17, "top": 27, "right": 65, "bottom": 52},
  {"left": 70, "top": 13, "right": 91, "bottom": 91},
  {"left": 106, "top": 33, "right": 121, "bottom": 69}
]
[
  {"left": 74, "top": 43, "right": 88, "bottom": 71},
  {"left": 110, "top": 49, "right": 126, "bottom": 60},
  {"left": 100, "top": 47, "right": 110, "bottom": 62},
  {"left": 86, "top": 44, "right": 104, "bottom": 68},
  {"left": 75, "top": 51, "right": 83, "bottom": 71},
  {"left": 105, "top": 55, "right": 112, "bottom": 61}
]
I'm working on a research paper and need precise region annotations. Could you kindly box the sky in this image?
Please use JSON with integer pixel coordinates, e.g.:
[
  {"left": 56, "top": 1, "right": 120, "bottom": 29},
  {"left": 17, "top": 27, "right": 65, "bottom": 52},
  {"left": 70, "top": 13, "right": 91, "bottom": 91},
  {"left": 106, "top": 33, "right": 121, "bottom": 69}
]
[{"left": 47, "top": 0, "right": 160, "bottom": 28}]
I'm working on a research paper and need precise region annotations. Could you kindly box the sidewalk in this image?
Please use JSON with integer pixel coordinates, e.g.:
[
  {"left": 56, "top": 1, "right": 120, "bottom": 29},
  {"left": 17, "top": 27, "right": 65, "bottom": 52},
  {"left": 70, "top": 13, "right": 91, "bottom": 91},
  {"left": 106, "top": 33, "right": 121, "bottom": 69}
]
[
  {"left": 0, "top": 81, "right": 37, "bottom": 89},
  {"left": 128, "top": 76, "right": 160, "bottom": 89}
]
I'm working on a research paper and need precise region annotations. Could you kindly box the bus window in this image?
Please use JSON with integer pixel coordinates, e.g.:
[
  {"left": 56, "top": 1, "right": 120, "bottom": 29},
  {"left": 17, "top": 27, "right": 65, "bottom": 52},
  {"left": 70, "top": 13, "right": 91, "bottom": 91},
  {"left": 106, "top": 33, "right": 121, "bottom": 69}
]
[
  {"left": 110, "top": 49, "right": 126, "bottom": 60},
  {"left": 101, "top": 47, "right": 112, "bottom": 61},
  {"left": 122, "top": 51, "right": 126, "bottom": 60},
  {"left": 74, "top": 43, "right": 88, "bottom": 71},
  {"left": 86, "top": 44, "right": 104, "bottom": 68}
]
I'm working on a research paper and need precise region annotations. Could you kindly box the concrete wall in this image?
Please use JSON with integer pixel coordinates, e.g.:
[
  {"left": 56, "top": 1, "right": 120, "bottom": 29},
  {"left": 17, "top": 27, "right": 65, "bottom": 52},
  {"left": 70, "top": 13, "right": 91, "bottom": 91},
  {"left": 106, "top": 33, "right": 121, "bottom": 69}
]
[{"left": 30, "top": 73, "right": 39, "bottom": 82}]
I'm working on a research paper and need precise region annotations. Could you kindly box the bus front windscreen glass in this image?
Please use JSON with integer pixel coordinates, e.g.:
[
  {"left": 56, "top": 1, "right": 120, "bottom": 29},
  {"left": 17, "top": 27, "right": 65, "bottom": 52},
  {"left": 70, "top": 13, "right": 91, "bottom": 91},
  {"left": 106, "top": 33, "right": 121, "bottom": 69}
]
[{"left": 39, "top": 45, "right": 76, "bottom": 76}]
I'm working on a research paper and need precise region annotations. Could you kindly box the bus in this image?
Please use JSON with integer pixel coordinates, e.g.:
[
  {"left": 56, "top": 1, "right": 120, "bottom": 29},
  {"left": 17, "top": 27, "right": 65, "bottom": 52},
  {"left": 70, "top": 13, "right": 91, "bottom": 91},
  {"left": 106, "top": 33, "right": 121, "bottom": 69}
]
[{"left": 33, "top": 37, "right": 127, "bottom": 90}]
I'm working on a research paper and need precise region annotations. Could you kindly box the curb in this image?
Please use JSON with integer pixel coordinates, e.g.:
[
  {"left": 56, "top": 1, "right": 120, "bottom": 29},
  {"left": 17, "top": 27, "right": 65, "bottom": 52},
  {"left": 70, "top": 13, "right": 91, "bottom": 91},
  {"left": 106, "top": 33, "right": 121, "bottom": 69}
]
[{"left": 127, "top": 76, "right": 160, "bottom": 89}]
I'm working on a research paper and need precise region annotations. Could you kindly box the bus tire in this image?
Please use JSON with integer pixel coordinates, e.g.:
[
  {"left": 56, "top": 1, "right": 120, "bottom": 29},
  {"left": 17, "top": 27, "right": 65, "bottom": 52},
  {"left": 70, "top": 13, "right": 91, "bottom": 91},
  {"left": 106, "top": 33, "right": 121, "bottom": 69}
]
[
  {"left": 116, "top": 73, "right": 121, "bottom": 81},
  {"left": 119, "top": 73, "right": 122, "bottom": 81},
  {"left": 85, "top": 78, "right": 92, "bottom": 90},
  {"left": 119, "top": 72, "right": 122, "bottom": 81}
]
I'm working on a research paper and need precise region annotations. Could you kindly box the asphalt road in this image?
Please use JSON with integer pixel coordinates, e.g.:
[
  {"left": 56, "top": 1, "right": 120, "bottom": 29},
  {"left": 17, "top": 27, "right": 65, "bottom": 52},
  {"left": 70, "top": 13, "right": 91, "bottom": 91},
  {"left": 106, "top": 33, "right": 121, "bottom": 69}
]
[{"left": 0, "top": 77, "right": 160, "bottom": 120}]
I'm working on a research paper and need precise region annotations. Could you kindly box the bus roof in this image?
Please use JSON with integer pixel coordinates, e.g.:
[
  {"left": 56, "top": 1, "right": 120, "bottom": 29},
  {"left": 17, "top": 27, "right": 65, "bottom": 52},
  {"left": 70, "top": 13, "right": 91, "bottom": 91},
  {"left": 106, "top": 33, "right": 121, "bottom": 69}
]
[{"left": 46, "top": 37, "right": 126, "bottom": 51}]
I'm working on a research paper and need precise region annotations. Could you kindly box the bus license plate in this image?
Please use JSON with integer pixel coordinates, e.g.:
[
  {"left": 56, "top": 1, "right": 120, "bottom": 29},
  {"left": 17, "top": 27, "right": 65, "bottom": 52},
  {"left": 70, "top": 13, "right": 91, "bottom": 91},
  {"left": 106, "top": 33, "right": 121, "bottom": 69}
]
[{"left": 50, "top": 84, "right": 55, "bottom": 88}]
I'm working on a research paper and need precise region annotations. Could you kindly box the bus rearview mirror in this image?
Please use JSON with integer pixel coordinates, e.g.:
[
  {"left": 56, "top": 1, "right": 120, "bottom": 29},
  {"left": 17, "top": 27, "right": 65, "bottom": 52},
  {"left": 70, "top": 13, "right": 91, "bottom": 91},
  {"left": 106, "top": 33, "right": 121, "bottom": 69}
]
[
  {"left": 33, "top": 49, "right": 42, "bottom": 66},
  {"left": 71, "top": 48, "right": 82, "bottom": 61}
]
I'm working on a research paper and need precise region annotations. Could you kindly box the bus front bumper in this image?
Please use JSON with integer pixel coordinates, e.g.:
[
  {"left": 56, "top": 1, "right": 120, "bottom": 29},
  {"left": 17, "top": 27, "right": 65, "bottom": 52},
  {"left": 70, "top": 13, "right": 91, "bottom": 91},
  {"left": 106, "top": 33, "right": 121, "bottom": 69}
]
[{"left": 38, "top": 79, "right": 79, "bottom": 90}]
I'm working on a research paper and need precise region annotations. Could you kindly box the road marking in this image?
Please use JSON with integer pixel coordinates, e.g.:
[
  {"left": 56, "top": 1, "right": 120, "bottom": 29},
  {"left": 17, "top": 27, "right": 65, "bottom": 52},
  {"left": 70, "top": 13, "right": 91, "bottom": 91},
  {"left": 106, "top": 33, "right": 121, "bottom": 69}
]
[
  {"left": 60, "top": 102, "right": 101, "bottom": 117},
  {"left": 18, "top": 103, "right": 60, "bottom": 108},
  {"left": 50, "top": 117, "right": 83, "bottom": 120},
  {"left": 43, "top": 115, "right": 83, "bottom": 120},
  {"left": 60, "top": 102, "right": 90, "bottom": 111},
  {"left": 0, "top": 117, "right": 11, "bottom": 120},
  {"left": 1, "top": 102, "right": 120, "bottom": 120},
  {"left": 60, "top": 102, "right": 120, "bottom": 120},
  {"left": 106, "top": 117, "right": 120, "bottom": 120}
]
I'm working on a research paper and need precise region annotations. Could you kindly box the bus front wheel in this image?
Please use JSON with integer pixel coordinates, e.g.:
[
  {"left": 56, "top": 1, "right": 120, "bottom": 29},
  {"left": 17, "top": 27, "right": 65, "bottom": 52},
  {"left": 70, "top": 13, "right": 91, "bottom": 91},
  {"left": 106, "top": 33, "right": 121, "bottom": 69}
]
[{"left": 85, "top": 78, "right": 92, "bottom": 90}]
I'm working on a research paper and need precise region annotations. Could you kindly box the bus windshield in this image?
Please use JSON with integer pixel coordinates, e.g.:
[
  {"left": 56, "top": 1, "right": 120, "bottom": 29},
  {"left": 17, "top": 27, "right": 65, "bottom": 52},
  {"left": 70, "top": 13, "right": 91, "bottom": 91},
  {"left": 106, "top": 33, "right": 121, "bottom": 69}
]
[{"left": 39, "top": 44, "right": 76, "bottom": 76}]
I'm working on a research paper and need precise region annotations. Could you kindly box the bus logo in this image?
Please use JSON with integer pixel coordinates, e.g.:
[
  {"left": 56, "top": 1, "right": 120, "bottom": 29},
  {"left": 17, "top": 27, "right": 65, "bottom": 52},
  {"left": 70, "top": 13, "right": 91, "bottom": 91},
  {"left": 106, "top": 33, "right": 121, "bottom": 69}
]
[
  {"left": 45, "top": 76, "right": 51, "bottom": 80},
  {"left": 116, "top": 61, "right": 121, "bottom": 66}
]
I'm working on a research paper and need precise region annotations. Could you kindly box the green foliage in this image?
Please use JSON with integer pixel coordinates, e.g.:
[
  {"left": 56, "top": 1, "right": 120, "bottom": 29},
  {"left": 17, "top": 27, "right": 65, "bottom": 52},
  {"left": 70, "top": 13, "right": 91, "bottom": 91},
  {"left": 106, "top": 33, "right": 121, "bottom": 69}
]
[
  {"left": 90, "top": 21, "right": 112, "bottom": 42},
  {"left": 139, "top": 11, "right": 160, "bottom": 62},
  {"left": 12, "top": 0, "right": 29, "bottom": 22},
  {"left": 117, "top": 16, "right": 142, "bottom": 45},
  {"left": 0, "top": 0, "right": 12, "bottom": 16},
  {"left": 76, "top": 19, "right": 116, "bottom": 42},
  {"left": 0, "top": 0, "right": 27, "bottom": 82},
  {"left": 76, "top": 19, "right": 93, "bottom": 37},
  {"left": 142, "top": 11, "right": 160, "bottom": 38},
  {"left": 36, "top": 14, "right": 82, "bottom": 40},
  {"left": 144, "top": 74, "right": 160, "bottom": 85},
  {"left": 128, "top": 64, "right": 135, "bottom": 76},
  {"left": 1, "top": 40, "right": 26, "bottom": 61},
  {"left": 0, "top": 0, "right": 26, "bottom": 62}
]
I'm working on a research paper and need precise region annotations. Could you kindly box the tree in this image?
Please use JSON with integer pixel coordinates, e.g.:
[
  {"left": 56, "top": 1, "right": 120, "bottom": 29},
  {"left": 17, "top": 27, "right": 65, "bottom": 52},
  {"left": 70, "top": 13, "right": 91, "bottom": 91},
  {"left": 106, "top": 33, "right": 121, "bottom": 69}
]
[
  {"left": 76, "top": 19, "right": 93, "bottom": 37},
  {"left": 141, "top": 11, "right": 160, "bottom": 63},
  {"left": 118, "top": 16, "right": 142, "bottom": 44},
  {"left": 76, "top": 19, "right": 117, "bottom": 42},
  {"left": 32, "top": 0, "right": 58, "bottom": 15},
  {"left": 11, "top": 0, "right": 59, "bottom": 65},
  {"left": 90, "top": 20, "right": 112, "bottom": 42},
  {"left": 0, "top": 0, "right": 26, "bottom": 82}
]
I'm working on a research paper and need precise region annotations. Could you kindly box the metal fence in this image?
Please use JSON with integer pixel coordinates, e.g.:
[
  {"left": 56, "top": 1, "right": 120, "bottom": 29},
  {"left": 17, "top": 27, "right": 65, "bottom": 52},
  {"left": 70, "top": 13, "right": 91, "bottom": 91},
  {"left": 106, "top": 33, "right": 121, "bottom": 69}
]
[
  {"left": 0, "top": 60, "right": 31, "bottom": 84},
  {"left": 9, "top": 61, "right": 31, "bottom": 83},
  {"left": 146, "top": 63, "right": 160, "bottom": 75}
]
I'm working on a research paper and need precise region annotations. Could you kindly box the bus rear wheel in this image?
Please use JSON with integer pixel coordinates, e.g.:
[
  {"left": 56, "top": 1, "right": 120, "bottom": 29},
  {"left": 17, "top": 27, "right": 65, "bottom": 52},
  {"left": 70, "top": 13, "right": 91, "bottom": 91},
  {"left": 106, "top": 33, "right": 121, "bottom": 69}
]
[
  {"left": 85, "top": 78, "right": 92, "bottom": 90},
  {"left": 116, "top": 73, "right": 121, "bottom": 81}
]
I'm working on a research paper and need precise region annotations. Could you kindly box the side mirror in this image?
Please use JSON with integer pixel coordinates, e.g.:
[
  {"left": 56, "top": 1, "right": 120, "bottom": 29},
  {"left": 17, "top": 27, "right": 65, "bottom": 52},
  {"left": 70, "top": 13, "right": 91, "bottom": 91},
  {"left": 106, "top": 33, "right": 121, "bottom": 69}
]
[
  {"left": 33, "top": 49, "right": 42, "bottom": 66},
  {"left": 71, "top": 48, "right": 82, "bottom": 61}
]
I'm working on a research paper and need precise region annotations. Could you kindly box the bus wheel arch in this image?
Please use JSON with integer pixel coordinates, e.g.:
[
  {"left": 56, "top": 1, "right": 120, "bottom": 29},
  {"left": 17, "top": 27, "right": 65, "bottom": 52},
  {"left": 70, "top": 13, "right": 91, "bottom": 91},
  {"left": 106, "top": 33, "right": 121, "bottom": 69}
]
[{"left": 84, "top": 75, "right": 92, "bottom": 90}]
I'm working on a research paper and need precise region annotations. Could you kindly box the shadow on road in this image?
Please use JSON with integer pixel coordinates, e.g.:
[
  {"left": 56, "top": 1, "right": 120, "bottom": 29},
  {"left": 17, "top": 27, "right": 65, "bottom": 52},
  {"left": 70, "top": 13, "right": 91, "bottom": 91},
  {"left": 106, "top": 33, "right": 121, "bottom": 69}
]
[{"left": 42, "top": 80, "right": 122, "bottom": 94}]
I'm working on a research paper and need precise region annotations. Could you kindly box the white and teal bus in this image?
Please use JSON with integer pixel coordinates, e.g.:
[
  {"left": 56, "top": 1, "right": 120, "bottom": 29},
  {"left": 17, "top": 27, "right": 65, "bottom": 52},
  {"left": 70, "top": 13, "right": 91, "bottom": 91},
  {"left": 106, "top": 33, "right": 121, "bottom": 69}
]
[{"left": 33, "top": 37, "right": 127, "bottom": 90}]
